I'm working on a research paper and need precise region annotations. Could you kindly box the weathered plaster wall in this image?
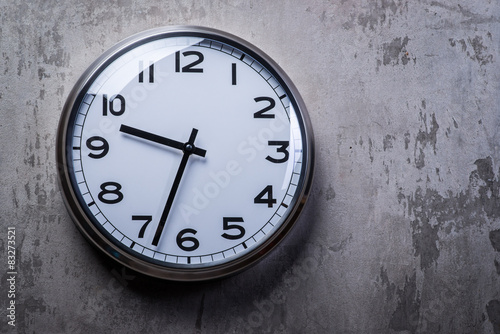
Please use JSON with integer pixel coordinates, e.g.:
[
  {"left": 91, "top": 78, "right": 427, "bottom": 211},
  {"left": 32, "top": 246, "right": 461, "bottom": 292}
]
[{"left": 1, "top": 0, "right": 499, "bottom": 333}]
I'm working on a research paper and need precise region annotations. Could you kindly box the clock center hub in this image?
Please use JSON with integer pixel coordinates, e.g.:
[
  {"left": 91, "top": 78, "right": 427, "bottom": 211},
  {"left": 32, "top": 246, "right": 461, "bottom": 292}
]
[{"left": 184, "top": 143, "right": 194, "bottom": 154}]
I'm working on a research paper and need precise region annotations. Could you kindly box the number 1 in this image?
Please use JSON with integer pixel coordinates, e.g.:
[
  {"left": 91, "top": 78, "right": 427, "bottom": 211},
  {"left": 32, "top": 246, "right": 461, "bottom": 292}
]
[{"left": 232, "top": 63, "right": 237, "bottom": 85}]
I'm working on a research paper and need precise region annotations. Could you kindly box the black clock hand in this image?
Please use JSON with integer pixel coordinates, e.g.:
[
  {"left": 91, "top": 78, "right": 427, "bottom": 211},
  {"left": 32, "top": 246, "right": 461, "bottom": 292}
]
[
  {"left": 120, "top": 124, "right": 206, "bottom": 157},
  {"left": 152, "top": 128, "right": 204, "bottom": 246}
]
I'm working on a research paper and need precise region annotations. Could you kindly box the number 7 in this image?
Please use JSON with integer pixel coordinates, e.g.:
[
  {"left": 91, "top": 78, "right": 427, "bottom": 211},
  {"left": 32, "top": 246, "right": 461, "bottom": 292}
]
[{"left": 132, "top": 215, "right": 152, "bottom": 238}]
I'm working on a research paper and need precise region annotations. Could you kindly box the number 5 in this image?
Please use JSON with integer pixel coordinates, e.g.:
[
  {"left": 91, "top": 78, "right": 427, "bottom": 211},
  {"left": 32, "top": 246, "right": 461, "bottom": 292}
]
[{"left": 221, "top": 217, "right": 245, "bottom": 240}]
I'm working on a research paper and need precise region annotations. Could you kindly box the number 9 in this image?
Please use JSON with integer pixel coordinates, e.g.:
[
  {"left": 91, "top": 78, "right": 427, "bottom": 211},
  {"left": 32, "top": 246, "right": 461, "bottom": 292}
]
[{"left": 86, "top": 136, "right": 109, "bottom": 159}]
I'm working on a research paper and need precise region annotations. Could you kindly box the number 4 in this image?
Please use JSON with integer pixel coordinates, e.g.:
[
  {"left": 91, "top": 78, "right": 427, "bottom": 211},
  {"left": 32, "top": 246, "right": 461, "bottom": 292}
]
[{"left": 254, "top": 185, "right": 277, "bottom": 208}]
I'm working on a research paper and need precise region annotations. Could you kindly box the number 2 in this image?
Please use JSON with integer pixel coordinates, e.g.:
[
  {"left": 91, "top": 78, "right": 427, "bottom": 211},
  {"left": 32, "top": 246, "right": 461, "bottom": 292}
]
[{"left": 253, "top": 97, "right": 275, "bottom": 118}]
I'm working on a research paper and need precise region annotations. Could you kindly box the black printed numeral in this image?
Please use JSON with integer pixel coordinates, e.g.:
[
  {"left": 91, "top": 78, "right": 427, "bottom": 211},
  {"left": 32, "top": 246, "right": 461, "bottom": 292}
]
[
  {"left": 138, "top": 61, "right": 154, "bottom": 83},
  {"left": 86, "top": 136, "right": 109, "bottom": 159},
  {"left": 175, "top": 51, "right": 204, "bottom": 73},
  {"left": 232, "top": 63, "right": 237, "bottom": 85},
  {"left": 177, "top": 228, "right": 199, "bottom": 251},
  {"left": 98, "top": 182, "right": 123, "bottom": 204},
  {"left": 102, "top": 94, "right": 125, "bottom": 116},
  {"left": 253, "top": 97, "right": 275, "bottom": 118},
  {"left": 132, "top": 215, "right": 152, "bottom": 238},
  {"left": 221, "top": 217, "right": 245, "bottom": 240},
  {"left": 266, "top": 141, "right": 289, "bottom": 163},
  {"left": 254, "top": 185, "right": 277, "bottom": 208}
]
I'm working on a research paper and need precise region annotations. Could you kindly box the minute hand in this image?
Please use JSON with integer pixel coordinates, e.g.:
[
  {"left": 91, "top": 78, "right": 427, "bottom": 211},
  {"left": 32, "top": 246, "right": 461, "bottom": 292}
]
[
  {"left": 152, "top": 128, "right": 203, "bottom": 246},
  {"left": 120, "top": 124, "right": 206, "bottom": 157}
]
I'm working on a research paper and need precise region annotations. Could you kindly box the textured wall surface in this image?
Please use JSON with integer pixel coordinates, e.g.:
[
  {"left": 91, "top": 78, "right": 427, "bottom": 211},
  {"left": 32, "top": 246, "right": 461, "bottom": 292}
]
[{"left": 1, "top": 0, "right": 499, "bottom": 333}]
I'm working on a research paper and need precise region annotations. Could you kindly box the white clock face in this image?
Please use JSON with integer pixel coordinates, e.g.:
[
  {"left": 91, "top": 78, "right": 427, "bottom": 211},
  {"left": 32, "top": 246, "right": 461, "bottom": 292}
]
[{"left": 58, "top": 27, "right": 313, "bottom": 280}]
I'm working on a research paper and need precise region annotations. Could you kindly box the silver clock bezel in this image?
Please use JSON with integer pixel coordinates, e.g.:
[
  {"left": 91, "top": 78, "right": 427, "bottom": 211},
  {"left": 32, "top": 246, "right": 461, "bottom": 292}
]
[{"left": 56, "top": 25, "right": 314, "bottom": 281}]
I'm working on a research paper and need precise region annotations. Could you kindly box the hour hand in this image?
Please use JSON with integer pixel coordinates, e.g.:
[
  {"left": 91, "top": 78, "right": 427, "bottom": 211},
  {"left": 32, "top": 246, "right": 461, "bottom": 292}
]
[{"left": 120, "top": 124, "right": 206, "bottom": 157}]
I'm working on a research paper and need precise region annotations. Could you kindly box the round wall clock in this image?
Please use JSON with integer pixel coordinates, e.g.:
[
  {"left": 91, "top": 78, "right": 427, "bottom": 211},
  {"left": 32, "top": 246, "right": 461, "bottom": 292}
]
[{"left": 56, "top": 26, "right": 314, "bottom": 281}]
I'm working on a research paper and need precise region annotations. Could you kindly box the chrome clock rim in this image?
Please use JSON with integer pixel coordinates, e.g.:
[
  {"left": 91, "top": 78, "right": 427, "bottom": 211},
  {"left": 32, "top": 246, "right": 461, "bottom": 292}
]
[{"left": 56, "top": 26, "right": 314, "bottom": 281}]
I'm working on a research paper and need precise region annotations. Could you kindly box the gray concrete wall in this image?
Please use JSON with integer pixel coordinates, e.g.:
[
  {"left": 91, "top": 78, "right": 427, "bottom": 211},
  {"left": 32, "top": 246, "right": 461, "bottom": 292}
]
[{"left": 1, "top": 0, "right": 499, "bottom": 333}]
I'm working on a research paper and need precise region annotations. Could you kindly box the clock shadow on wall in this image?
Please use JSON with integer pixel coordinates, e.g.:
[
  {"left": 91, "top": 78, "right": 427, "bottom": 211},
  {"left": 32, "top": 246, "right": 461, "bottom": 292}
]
[
  {"left": 70, "top": 200, "right": 319, "bottom": 332},
  {"left": 56, "top": 25, "right": 315, "bottom": 290},
  {"left": 92, "top": 197, "right": 317, "bottom": 295}
]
